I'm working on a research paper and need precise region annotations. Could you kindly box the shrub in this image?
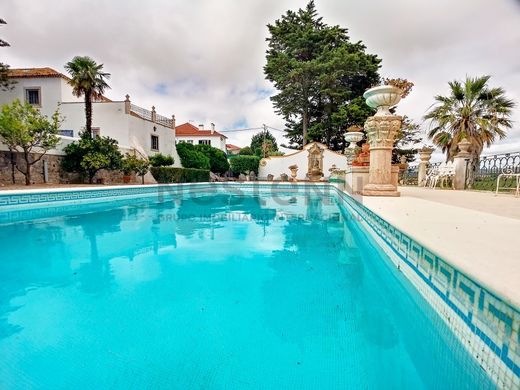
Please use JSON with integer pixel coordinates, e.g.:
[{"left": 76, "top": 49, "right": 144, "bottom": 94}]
[
  {"left": 62, "top": 133, "right": 123, "bottom": 183},
  {"left": 150, "top": 167, "right": 210, "bottom": 183},
  {"left": 149, "top": 153, "right": 174, "bottom": 167},
  {"left": 176, "top": 142, "right": 210, "bottom": 170},
  {"left": 238, "top": 146, "right": 253, "bottom": 155},
  {"left": 194, "top": 144, "right": 230, "bottom": 174},
  {"left": 230, "top": 155, "right": 260, "bottom": 175},
  {"left": 122, "top": 153, "right": 150, "bottom": 183}
]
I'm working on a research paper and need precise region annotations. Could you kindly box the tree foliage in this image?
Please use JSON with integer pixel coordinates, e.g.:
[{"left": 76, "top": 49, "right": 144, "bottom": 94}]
[
  {"left": 122, "top": 153, "right": 150, "bottom": 183},
  {"left": 424, "top": 75, "right": 515, "bottom": 184},
  {"left": 62, "top": 133, "right": 123, "bottom": 183},
  {"left": 250, "top": 129, "right": 279, "bottom": 157},
  {"left": 1, "top": 18, "right": 14, "bottom": 91},
  {"left": 149, "top": 153, "right": 174, "bottom": 167},
  {"left": 264, "top": 1, "right": 380, "bottom": 150},
  {"left": 392, "top": 116, "right": 422, "bottom": 163},
  {"left": 230, "top": 155, "right": 261, "bottom": 175},
  {"left": 65, "top": 56, "right": 110, "bottom": 137},
  {"left": 176, "top": 142, "right": 211, "bottom": 170},
  {"left": 0, "top": 100, "right": 61, "bottom": 185},
  {"left": 238, "top": 146, "right": 254, "bottom": 155},
  {"left": 194, "top": 144, "right": 230, "bottom": 174}
]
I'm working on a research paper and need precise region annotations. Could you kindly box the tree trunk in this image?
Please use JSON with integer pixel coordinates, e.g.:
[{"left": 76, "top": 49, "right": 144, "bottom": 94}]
[
  {"left": 10, "top": 150, "right": 16, "bottom": 184},
  {"left": 141, "top": 175, "right": 145, "bottom": 184},
  {"left": 466, "top": 154, "right": 480, "bottom": 189},
  {"left": 85, "top": 90, "right": 93, "bottom": 137},
  {"left": 89, "top": 173, "right": 95, "bottom": 184},
  {"left": 302, "top": 107, "right": 308, "bottom": 146},
  {"left": 23, "top": 150, "right": 31, "bottom": 186}
]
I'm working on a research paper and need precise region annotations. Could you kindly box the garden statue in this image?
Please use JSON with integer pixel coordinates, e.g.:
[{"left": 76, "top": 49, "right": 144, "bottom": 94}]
[
  {"left": 288, "top": 164, "right": 298, "bottom": 182},
  {"left": 307, "top": 143, "right": 324, "bottom": 181}
]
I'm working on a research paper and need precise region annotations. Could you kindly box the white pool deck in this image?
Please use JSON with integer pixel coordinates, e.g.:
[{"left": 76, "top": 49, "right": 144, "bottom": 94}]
[{"left": 360, "top": 187, "right": 520, "bottom": 308}]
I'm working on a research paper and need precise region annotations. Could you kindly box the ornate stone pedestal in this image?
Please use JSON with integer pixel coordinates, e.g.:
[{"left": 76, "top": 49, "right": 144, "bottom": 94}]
[
  {"left": 360, "top": 85, "right": 403, "bottom": 197},
  {"left": 417, "top": 146, "right": 434, "bottom": 186},
  {"left": 362, "top": 115, "right": 402, "bottom": 197}
]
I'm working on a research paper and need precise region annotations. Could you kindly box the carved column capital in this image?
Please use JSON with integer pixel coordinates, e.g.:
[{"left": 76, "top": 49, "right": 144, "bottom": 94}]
[{"left": 364, "top": 115, "right": 402, "bottom": 149}]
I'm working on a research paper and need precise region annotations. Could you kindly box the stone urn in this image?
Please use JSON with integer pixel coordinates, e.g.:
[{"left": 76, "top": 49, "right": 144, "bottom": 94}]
[
  {"left": 344, "top": 130, "right": 364, "bottom": 165},
  {"left": 363, "top": 85, "right": 402, "bottom": 116},
  {"left": 398, "top": 155, "right": 408, "bottom": 170},
  {"left": 419, "top": 146, "right": 435, "bottom": 162},
  {"left": 288, "top": 164, "right": 298, "bottom": 182}
]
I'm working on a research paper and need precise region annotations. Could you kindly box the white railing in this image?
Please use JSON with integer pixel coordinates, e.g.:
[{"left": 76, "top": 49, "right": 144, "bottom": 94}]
[{"left": 130, "top": 104, "right": 174, "bottom": 128}]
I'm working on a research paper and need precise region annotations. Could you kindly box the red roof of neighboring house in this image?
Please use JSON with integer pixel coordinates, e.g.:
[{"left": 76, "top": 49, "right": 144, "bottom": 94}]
[
  {"left": 226, "top": 144, "right": 241, "bottom": 150},
  {"left": 175, "top": 122, "right": 227, "bottom": 138}
]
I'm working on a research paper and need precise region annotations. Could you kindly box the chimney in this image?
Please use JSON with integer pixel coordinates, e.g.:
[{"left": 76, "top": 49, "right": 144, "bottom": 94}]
[
  {"left": 198, "top": 123, "right": 204, "bottom": 131},
  {"left": 210, "top": 122, "right": 215, "bottom": 134}
]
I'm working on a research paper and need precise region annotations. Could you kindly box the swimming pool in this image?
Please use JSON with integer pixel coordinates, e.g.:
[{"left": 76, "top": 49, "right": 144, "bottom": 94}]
[{"left": 0, "top": 184, "right": 516, "bottom": 388}]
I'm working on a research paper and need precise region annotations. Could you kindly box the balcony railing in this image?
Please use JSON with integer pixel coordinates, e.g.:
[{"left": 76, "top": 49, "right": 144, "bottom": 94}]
[{"left": 129, "top": 103, "right": 174, "bottom": 128}]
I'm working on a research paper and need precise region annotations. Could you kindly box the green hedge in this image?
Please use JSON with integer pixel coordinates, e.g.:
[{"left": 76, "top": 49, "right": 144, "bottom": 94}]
[
  {"left": 230, "top": 155, "right": 260, "bottom": 175},
  {"left": 150, "top": 167, "right": 210, "bottom": 183},
  {"left": 176, "top": 142, "right": 210, "bottom": 170}
]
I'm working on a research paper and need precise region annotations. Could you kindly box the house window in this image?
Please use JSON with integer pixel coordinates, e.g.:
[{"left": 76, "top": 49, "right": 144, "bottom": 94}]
[
  {"left": 59, "top": 130, "right": 74, "bottom": 137},
  {"left": 198, "top": 140, "right": 211, "bottom": 145},
  {"left": 25, "top": 88, "right": 41, "bottom": 106},
  {"left": 151, "top": 135, "right": 159, "bottom": 151},
  {"left": 92, "top": 128, "right": 101, "bottom": 138}
]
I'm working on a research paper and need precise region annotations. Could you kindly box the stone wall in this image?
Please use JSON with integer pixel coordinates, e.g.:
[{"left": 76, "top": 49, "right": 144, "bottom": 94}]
[{"left": 0, "top": 151, "right": 136, "bottom": 186}]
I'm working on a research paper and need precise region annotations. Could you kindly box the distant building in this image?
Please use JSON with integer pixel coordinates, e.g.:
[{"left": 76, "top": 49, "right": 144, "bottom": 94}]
[
  {"left": 175, "top": 122, "right": 227, "bottom": 152},
  {"left": 226, "top": 144, "right": 241, "bottom": 155}
]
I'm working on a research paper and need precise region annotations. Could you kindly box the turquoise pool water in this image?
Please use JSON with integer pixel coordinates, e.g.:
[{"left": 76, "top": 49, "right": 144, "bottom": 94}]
[{"left": 0, "top": 190, "right": 494, "bottom": 389}]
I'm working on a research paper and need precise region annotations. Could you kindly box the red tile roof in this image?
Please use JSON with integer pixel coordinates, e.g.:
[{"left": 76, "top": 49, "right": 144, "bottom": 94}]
[
  {"left": 226, "top": 144, "right": 241, "bottom": 150},
  {"left": 8, "top": 67, "right": 112, "bottom": 102},
  {"left": 175, "top": 122, "right": 227, "bottom": 138},
  {"left": 8, "top": 67, "right": 70, "bottom": 79}
]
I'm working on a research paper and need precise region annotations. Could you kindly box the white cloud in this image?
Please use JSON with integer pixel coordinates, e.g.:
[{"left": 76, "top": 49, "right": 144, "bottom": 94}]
[{"left": 2, "top": 0, "right": 519, "bottom": 153}]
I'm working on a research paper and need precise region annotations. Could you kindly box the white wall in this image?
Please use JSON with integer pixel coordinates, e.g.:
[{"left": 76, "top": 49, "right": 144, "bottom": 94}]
[
  {"left": 176, "top": 135, "right": 227, "bottom": 152},
  {"left": 0, "top": 77, "right": 65, "bottom": 119},
  {"left": 259, "top": 142, "right": 349, "bottom": 180},
  {"left": 128, "top": 115, "right": 180, "bottom": 166},
  {"left": 60, "top": 101, "right": 128, "bottom": 143}
]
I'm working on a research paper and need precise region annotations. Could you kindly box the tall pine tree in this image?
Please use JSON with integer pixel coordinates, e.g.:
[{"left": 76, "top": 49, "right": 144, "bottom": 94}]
[{"left": 264, "top": 1, "right": 381, "bottom": 150}]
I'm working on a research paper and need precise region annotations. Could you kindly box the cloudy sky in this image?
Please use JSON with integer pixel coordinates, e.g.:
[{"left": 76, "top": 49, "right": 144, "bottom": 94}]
[{"left": 2, "top": 0, "right": 519, "bottom": 159}]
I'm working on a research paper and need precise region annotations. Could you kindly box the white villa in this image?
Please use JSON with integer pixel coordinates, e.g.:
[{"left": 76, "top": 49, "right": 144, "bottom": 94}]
[
  {"left": 0, "top": 67, "right": 180, "bottom": 164},
  {"left": 175, "top": 122, "right": 227, "bottom": 152}
]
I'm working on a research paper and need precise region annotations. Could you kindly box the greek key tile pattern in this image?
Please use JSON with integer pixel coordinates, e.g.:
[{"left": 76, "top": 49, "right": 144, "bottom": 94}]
[{"left": 334, "top": 188, "right": 519, "bottom": 389}]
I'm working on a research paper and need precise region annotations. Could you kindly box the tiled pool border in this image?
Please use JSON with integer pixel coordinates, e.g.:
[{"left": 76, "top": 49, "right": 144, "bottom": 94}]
[
  {"left": 0, "top": 183, "right": 518, "bottom": 388},
  {"left": 331, "top": 186, "right": 519, "bottom": 389}
]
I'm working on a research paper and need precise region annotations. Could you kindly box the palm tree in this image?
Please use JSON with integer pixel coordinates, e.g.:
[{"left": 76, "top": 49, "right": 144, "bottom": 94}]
[
  {"left": 65, "top": 56, "right": 110, "bottom": 137},
  {"left": 424, "top": 75, "right": 515, "bottom": 185}
]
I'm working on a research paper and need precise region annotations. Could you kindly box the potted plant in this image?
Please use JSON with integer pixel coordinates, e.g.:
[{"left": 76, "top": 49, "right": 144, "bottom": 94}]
[
  {"left": 363, "top": 78, "right": 414, "bottom": 116},
  {"left": 123, "top": 153, "right": 151, "bottom": 184},
  {"left": 121, "top": 155, "right": 136, "bottom": 183}
]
